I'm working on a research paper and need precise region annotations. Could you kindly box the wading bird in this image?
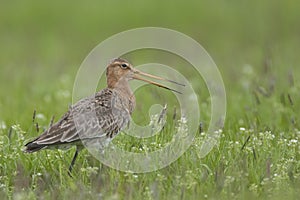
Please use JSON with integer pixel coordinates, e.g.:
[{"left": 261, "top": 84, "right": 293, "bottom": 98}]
[{"left": 24, "top": 58, "right": 183, "bottom": 175}]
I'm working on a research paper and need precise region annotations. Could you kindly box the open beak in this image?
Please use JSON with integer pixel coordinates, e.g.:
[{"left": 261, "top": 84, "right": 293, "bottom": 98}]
[{"left": 133, "top": 69, "right": 185, "bottom": 94}]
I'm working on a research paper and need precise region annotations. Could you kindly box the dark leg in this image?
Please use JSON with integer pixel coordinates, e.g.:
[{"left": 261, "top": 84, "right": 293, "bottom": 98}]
[{"left": 68, "top": 147, "right": 79, "bottom": 177}]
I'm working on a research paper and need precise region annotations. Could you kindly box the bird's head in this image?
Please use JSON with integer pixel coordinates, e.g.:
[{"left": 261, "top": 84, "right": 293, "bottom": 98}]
[{"left": 106, "top": 58, "right": 184, "bottom": 93}]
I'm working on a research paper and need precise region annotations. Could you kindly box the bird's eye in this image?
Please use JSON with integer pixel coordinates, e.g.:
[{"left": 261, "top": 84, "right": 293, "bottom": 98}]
[{"left": 121, "top": 63, "right": 128, "bottom": 69}]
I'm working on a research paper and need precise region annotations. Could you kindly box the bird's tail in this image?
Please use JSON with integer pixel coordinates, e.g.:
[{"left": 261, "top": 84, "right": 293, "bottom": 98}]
[{"left": 24, "top": 141, "right": 46, "bottom": 153}]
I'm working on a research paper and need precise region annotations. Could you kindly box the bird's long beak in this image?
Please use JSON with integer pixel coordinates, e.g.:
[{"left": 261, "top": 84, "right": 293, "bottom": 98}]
[{"left": 133, "top": 69, "right": 185, "bottom": 94}]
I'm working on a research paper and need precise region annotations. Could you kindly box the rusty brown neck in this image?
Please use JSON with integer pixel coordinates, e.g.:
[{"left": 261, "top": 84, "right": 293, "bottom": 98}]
[
  {"left": 107, "top": 76, "right": 136, "bottom": 114},
  {"left": 107, "top": 76, "right": 133, "bottom": 97}
]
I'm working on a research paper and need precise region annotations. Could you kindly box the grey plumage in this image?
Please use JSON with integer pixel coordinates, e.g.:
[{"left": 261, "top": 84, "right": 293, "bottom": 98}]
[{"left": 25, "top": 88, "right": 135, "bottom": 152}]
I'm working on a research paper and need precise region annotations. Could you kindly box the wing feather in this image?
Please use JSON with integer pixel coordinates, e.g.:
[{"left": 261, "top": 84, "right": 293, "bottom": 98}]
[{"left": 25, "top": 88, "right": 131, "bottom": 152}]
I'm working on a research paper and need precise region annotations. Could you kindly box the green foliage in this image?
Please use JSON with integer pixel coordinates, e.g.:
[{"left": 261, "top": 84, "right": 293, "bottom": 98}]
[{"left": 1, "top": 0, "right": 300, "bottom": 199}]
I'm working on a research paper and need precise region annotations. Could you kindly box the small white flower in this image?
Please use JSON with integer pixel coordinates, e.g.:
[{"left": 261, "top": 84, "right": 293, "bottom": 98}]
[
  {"left": 290, "top": 139, "right": 298, "bottom": 143},
  {"left": 133, "top": 174, "right": 138, "bottom": 178},
  {"left": 0, "top": 121, "right": 6, "bottom": 129},
  {"left": 36, "top": 113, "right": 46, "bottom": 121},
  {"left": 240, "top": 127, "right": 246, "bottom": 131}
]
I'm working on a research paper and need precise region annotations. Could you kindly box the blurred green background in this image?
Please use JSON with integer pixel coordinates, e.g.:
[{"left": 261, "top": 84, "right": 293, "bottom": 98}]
[
  {"left": 1, "top": 0, "right": 299, "bottom": 125},
  {"left": 1, "top": 1, "right": 300, "bottom": 199}
]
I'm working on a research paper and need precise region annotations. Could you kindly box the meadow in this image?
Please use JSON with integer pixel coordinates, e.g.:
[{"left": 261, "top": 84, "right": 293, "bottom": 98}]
[{"left": 1, "top": 1, "right": 300, "bottom": 199}]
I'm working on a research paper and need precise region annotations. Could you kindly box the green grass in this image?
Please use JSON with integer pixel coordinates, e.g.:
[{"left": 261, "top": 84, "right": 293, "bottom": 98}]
[{"left": 1, "top": 1, "right": 300, "bottom": 199}]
